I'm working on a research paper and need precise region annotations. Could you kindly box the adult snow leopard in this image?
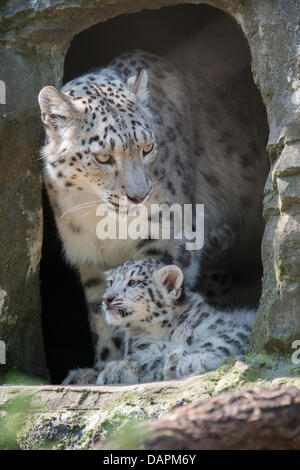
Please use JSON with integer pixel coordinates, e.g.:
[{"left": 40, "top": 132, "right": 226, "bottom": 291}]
[
  {"left": 39, "top": 48, "right": 268, "bottom": 384},
  {"left": 97, "top": 257, "right": 255, "bottom": 384}
]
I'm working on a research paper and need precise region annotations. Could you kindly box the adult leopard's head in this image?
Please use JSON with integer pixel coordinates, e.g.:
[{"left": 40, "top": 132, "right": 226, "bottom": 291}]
[
  {"left": 102, "top": 259, "right": 185, "bottom": 327},
  {"left": 38, "top": 69, "right": 157, "bottom": 205}
]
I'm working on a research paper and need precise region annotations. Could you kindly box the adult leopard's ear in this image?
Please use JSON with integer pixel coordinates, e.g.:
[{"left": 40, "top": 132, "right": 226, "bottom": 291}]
[
  {"left": 154, "top": 265, "right": 184, "bottom": 300},
  {"left": 126, "top": 69, "right": 149, "bottom": 104},
  {"left": 38, "top": 86, "right": 76, "bottom": 129}
]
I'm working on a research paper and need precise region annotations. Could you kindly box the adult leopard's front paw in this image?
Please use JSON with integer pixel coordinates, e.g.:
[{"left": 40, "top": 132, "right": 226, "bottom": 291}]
[{"left": 96, "top": 360, "right": 139, "bottom": 385}]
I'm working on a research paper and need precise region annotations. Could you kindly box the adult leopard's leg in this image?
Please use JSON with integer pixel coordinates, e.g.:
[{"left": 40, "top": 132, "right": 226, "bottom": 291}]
[
  {"left": 197, "top": 224, "right": 235, "bottom": 307},
  {"left": 82, "top": 265, "right": 123, "bottom": 362},
  {"left": 62, "top": 265, "right": 123, "bottom": 385}
]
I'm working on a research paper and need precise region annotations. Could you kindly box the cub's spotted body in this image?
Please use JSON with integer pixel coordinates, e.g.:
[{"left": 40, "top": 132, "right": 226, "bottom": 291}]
[
  {"left": 39, "top": 47, "right": 268, "bottom": 384},
  {"left": 97, "top": 259, "right": 255, "bottom": 384}
]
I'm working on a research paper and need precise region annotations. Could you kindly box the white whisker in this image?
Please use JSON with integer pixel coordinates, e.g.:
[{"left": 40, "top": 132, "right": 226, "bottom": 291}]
[
  {"left": 60, "top": 202, "right": 100, "bottom": 219},
  {"left": 80, "top": 208, "right": 100, "bottom": 218},
  {"left": 152, "top": 171, "right": 166, "bottom": 184}
]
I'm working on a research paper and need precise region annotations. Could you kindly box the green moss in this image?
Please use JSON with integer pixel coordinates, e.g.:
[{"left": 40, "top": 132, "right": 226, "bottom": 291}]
[
  {"left": 0, "top": 393, "right": 33, "bottom": 449},
  {"left": 1, "top": 353, "right": 300, "bottom": 450},
  {"left": 101, "top": 420, "right": 151, "bottom": 451},
  {"left": 101, "top": 412, "right": 146, "bottom": 439},
  {"left": 0, "top": 371, "right": 47, "bottom": 386}
]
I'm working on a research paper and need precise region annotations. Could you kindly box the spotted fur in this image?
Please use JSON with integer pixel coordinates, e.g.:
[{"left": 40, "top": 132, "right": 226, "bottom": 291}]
[
  {"left": 39, "top": 48, "right": 267, "bottom": 384},
  {"left": 96, "top": 258, "right": 255, "bottom": 384}
]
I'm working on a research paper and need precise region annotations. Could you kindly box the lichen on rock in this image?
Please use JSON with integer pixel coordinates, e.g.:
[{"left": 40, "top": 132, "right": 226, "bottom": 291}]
[{"left": 0, "top": 354, "right": 299, "bottom": 450}]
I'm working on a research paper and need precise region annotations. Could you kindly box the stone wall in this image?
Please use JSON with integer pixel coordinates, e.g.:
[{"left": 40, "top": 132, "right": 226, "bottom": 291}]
[{"left": 0, "top": 0, "right": 299, "bottom": 379}]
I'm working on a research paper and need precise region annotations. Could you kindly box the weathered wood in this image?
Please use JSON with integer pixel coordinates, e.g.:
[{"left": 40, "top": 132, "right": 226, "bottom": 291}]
[
  {"left": 145, "top": 386, "right": 300, "bottom": 450},
  {"left": 98, "top": 385, "right": 300, "bottom": 450}
]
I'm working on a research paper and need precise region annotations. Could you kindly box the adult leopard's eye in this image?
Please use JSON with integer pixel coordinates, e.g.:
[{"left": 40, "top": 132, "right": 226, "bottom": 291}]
[
  {"left": 95, "top": 153, "right": 112, "bottom": 164},
  {"left": 143, "top": 143, "right": 154, "bottom": 157},
  {"left": 128, "top": 280, "right": 139, "bottom": 287}
]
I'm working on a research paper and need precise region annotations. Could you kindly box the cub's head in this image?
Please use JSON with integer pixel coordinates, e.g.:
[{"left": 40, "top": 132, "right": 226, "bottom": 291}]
[
  {"left": 102, "top": 259, "right": 185, "bottom": 327},
  {"left": 39, "top": 69, "right": 157, "bottom": 205}
]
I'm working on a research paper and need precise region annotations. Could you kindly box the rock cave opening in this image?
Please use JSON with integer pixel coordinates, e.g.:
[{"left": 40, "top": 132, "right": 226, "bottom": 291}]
[{"left": 40, "top": 3, "right": 269, "bottom": 384}]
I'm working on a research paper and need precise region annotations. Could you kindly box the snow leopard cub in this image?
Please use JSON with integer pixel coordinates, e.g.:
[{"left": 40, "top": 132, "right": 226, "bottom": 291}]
[{"left": 96, "top": 259, "right": 255, "bottom": 385}]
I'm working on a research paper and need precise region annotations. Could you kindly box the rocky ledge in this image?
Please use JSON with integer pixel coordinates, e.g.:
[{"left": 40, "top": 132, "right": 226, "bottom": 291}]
[{"left": 0, "top": 354, "right": 299, "bottom": 450}]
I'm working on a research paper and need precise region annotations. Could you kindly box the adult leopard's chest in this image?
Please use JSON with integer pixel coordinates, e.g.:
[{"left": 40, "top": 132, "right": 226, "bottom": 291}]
[{"left": 57, "top": 204, "right": 147, "bottom": 270}]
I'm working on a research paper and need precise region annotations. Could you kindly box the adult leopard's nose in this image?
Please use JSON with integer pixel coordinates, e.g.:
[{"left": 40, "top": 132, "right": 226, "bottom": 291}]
[{"left": 127, "top": 194, "right": 147, "bottom": 204}]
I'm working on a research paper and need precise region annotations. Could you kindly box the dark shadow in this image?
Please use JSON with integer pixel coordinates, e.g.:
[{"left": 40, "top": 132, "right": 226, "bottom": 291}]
[
  {"left": 40, "top": 188, "right": 94, "bottom": 384},
  {"left": 63, "top": 4, "right": 223, "bottom": 83}
]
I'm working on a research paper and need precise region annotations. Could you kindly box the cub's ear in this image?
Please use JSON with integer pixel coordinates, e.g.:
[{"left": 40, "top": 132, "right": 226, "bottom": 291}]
[
  {"left": 126, "top": 69, "right": 148, "bottom": 104},
  {"left": 38, "top": 86, "right": 76, "bottom": 127},
  {"left": 154, "top": 265, "right": 184, "bottom": 299}
]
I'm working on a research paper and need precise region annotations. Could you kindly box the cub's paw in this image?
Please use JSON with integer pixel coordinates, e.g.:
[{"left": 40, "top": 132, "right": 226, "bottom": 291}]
[
  {"left": 61, "top": 367, "right": 99, "bottom": 385},
  {"left": 96, "top": 360, "right": 139, "bottom": 385},
  {"left": 163, "top": 348, "right": 183, "bottom": 380},
  {"left": 175, "top": 355, "right": 205, "bottom": 379}
]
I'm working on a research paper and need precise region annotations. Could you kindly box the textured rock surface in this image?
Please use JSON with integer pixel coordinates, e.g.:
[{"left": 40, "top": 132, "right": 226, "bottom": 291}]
[
  {"left": 0, "top": 46, "right": 46, "bottom": 378},
  {"left": 0, "top": 355, "right": 299, "bottom": 449},
  {"left": 235, "top": 1, "right": 300, "bottom": 353},
  {"left": 100, "top": 386, "right": 300, "bottom": 450},
  {"left": 0, "top": 0, "right": 299, "bottom": 374}
]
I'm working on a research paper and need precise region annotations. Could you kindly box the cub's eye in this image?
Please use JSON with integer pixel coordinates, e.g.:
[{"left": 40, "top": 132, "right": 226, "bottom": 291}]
[
  {"left": 143, "top": 143, "right": 155, "bottom": 157},
  {"left": 128, "top": 280, "right": 139, "bottom": 287},
  {"left": 107, "top": 280, "right": 113, "bottom": 287},
  {"left": 94, "top": 153, "right": 112, "bottom": 164}
]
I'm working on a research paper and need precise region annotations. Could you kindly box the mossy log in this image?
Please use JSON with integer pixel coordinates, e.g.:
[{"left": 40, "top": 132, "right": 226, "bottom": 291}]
[{"left": 107, "top": 386, "right": 300, "bottom": 450}]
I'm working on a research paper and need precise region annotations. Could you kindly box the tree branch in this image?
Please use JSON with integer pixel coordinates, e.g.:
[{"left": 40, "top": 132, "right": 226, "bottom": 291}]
[
  {"left": 98, "top": 385, "right": 300, "bottom": 450},
  {"left": 144, "top": 386, "right": 300, "bottom": 450}
]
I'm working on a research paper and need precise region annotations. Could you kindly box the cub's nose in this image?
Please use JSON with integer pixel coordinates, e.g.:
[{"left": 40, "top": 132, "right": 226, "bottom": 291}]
[{"left": 103, "top": 294, "right": 115, "bottom": 306}]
